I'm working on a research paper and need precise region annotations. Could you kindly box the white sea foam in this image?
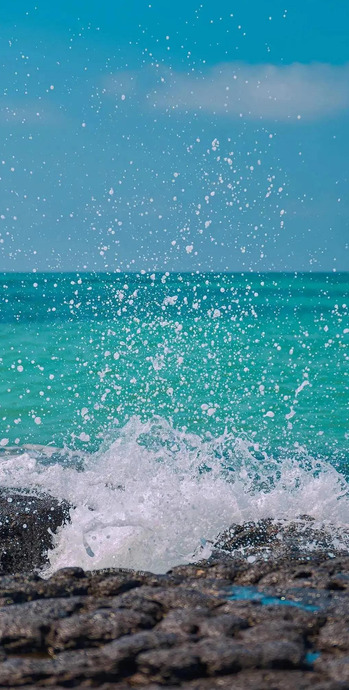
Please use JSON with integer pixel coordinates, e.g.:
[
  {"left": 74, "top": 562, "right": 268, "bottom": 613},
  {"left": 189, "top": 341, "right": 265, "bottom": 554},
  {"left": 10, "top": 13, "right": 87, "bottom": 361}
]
[{"left": 0, "top": 416, "right": 348, "bottom": 574}]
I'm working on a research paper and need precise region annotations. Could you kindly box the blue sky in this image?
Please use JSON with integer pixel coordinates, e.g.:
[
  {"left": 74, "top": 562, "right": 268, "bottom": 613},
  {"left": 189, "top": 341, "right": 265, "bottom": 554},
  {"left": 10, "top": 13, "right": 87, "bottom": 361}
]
[{"left": 0, "top": 0, "right": 348, "bottom": 271}]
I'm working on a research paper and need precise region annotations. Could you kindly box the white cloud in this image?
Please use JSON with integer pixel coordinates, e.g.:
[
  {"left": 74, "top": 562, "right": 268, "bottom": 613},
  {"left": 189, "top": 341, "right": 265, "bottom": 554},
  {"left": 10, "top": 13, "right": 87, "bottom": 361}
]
[{"left": 147, "top": 62, "right": 349, "bottom": 121}]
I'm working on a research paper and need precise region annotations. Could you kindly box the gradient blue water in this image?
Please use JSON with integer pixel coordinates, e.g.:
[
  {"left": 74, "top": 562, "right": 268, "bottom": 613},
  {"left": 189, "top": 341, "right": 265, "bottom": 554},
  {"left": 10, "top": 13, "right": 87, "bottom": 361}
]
[
  {"left": 0, "top": 272, "right": 347, "bottom": 572},
  {"left": 0, "top": 272, "right": 347, "bottom": 475}
]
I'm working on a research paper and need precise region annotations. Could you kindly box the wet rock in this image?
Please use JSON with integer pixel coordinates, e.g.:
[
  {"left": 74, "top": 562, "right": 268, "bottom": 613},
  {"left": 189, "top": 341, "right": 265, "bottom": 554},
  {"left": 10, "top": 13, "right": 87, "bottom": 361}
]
[
  {"left": 315, "top": 656, "right": 349, "bottom": 683},
  {"left": 0, "top": 570, "right": 92, "bottom": 605},
  {"left": 88, "top": 574, "right": 144, "bottom": 597},
  {"left": 156, "top": 608, "right": 249, "bottom": 639},
  {"left": 0, "top": 515, "right": 347, "bottom": 687},
  {"left": 326, "top": 572, "right": 349, "bottom": 591},
  {"left": 199, "top": 637, "right": 305, "bottom": 674},
  {"left": 318, "top": 620, "right": 349, "bottom": 652},
  {"left": 0, "top": 597, "right": 84, "bottom": 651},
  {"left": 137, "top": 645, "right": 204, "bottom": 683},
  {"left": 48, "top": 607, "right": 159, "bottom": 651},
  {"left": 112, "top": 585, "right": 221, "bottom": 613},
  {"left": 214, "top": 517, "right": 349, "bottom": 564},
  {"left": 0, "top": 489, "right": 70, "bottom": 574},
  {"left": 168, "top": 673, "right": 349, "bottom": 689}
]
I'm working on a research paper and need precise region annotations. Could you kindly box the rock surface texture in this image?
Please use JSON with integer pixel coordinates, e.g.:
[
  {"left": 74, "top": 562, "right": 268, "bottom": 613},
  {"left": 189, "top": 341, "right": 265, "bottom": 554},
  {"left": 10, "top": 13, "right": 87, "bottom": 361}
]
[
  {"left": 0, "top": 490, "right": 70, "bottom": 575},
  {"left": 0, "top": 494, "right": 348, "bottom": 688}
]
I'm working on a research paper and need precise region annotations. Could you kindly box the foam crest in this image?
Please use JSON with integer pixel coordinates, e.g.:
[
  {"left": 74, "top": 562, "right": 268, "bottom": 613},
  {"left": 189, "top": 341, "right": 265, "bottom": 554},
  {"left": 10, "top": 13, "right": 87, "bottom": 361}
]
[{"left": 0, "top": 416, "right": 348, "bottom": 574}]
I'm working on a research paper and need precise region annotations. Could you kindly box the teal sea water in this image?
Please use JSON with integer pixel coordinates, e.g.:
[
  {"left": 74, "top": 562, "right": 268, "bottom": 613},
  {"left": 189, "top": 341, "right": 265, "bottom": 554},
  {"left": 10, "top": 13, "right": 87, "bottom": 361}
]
[{"left": 0, "top": 272, "right": 348, "bottom": 572}]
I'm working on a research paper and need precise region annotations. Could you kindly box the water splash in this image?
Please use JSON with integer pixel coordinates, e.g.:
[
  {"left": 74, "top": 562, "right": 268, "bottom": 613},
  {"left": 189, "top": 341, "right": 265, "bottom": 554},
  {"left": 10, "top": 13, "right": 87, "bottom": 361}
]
[{"left": 0, "top": 416, "right": 347, "bottom": 574}]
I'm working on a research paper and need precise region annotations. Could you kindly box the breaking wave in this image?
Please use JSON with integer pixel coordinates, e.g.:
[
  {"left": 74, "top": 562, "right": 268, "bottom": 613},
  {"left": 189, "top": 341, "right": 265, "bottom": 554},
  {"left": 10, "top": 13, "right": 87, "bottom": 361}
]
[{"left": 0, "top": 416, "right": 348, "bottom": 574}]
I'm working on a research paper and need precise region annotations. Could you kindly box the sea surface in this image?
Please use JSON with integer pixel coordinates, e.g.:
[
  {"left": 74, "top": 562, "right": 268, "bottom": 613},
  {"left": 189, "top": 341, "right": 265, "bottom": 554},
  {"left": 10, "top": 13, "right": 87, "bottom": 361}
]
[{"left": 0, "top": 271, "right": 348, "bottom": 573}]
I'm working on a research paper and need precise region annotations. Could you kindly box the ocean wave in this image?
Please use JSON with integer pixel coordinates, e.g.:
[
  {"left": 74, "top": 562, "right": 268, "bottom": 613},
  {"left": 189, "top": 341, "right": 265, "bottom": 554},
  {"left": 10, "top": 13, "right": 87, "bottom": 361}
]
[{"left": 0, "top": 416, "right": 348, "bottom": 574}]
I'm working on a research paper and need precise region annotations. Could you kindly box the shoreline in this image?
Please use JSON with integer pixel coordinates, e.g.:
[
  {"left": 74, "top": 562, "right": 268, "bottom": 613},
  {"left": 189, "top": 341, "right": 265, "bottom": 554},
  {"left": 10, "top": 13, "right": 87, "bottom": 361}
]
[{"left": 0, "top": 491, "right": 347, "bottom": 687}]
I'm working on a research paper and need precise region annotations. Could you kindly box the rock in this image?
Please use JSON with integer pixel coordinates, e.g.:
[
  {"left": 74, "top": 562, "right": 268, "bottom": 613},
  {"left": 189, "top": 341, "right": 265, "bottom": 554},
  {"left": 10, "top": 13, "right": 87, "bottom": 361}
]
[
  {"left": 0, "top": 597, "right": 84, "bottom": 651},
  {"left": 214, "top": 516, "right": 349, "bottom": 563},
  {"left": 156, "top": 608, "right": 249, "bottom": 638},
  {"left": 0, "top": 511, "right": 347, "bottom": 687},
  {"left": 48, "top": 607, "right": 159, "bottom": 651},
  {"left": 315, "top": 656, "right": 349, "bottom": 683},
  {"left": 137, "top": 645, "right": 204, "bottom": 683},
  {"left": 318, "top": 620, "right": 349, "bottom": 652},
  {"left": 0, "top": 489, "right": 70, "bottom": 574}
]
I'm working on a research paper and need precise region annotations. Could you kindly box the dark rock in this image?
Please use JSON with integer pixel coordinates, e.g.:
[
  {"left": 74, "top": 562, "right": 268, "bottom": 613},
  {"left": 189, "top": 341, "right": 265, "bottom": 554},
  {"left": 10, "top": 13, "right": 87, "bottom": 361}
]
[
  {"left": 48, "top": 607, "right": 159, "bottom": 651},
  {"left": 88, "top": 574, "right": 144, "bottom": 597},
  {"left": 137, "top": 646, "right": 204, "bottom": 683},
  {"left": 197, "top": 638, "right": 305, "bottom": 674},
  {"left": 0, "top": 513, "right": 347, "bottom": 687},
  {"left": 326, "top": 573, "right": 349, "bottom": 591},
  {"left": 0, "top": 489, "right": 70, "bottom": 574},
  {"left": 121, "top": 585, "right": 221, "bottom": 610},
  {"left": 156, "top": 608, "right": 249, "bottom": 639},
  {"left": 0, "top": 596, "right": 84, "bottom": 651},
  {"left": 315, "top": 656, "right": 349, "bottom": 683},
  {"left": 318, "top": 620, "right": 349, "bottom": 652},
  {"left": 167, "top": 673, "right": 349, "bottom": 689},
  {"left": 214, "top": 517, "right": 349, "bottom": 564}
]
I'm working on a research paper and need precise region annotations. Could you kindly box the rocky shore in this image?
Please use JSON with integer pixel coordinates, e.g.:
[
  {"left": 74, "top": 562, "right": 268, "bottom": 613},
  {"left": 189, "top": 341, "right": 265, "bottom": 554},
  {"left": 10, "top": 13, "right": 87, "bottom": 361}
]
[{"left": 0, "top": 490, "right": 347, "bottom": 689}]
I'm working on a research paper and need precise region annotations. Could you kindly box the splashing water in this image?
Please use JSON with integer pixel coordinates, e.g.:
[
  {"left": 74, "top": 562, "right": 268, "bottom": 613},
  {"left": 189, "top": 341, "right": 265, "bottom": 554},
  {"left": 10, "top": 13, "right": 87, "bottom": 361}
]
[
  {"left": 1, "top": 272, "right": 348, "bottom": 465},
  {"left": 0, "top": 272, "right": 348, "bottom": 573},
  {"left": 0, "top": 416, "right": 347, "bottom": 574}
]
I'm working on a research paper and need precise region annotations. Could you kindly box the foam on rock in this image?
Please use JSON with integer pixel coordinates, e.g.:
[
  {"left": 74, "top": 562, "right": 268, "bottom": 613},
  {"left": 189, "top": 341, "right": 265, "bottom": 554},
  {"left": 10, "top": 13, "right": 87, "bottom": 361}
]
[{"left": 0, "top": 496, "right": 348, "bottom": 687}]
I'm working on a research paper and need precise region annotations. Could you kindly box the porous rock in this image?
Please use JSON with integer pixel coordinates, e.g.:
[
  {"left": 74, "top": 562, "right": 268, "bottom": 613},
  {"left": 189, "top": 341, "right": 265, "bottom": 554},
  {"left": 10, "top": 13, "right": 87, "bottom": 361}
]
[
  {"left": 0, "top": 489, "right": 70, "bottom": 574},
  {"left": 0, "top": 505, "right": 347, "bottom": 687}
]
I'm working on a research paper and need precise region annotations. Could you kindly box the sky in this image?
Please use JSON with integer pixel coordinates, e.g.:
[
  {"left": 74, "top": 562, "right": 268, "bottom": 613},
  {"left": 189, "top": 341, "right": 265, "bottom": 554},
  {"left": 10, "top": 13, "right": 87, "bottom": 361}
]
[{"left": 0, "top": 0, "right": 348, "bottom": 272}]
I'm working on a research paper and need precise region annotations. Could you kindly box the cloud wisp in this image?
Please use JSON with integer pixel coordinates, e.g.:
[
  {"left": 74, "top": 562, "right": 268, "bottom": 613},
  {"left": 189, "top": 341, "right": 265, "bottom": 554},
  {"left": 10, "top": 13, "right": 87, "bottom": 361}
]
[{"left": 106, "top": 62, "right": 349, "bottom": 122}]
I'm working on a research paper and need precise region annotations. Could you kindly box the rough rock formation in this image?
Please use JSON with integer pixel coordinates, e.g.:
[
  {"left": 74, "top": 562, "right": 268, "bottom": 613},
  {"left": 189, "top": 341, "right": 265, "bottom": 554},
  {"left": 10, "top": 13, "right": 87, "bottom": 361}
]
[
  {"left": 0, "top": 492, "right": 348, "bottom": 688},
  {"left": 0, "top": 554, "right": 347, "bottom": 688},
  {"left": 0, "top": 489, "right": 70, "bottom": 575},
  {"left": 214, "top": 516, "right": 349, "bottom": 561}
]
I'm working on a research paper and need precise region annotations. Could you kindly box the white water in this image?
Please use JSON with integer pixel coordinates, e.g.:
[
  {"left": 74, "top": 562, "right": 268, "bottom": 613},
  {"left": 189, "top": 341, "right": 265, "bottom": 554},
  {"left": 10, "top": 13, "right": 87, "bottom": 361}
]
[{"left": 0, "top": 417, "right": 348, "bottom": 574}]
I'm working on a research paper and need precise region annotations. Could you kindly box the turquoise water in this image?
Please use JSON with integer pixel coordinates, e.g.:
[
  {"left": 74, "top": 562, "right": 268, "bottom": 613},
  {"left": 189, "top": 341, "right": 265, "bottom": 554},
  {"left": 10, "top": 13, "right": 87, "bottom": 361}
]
[
  {"left": 0, "top": 271, "right": 348, "bottom": 467},
  {"left": 0, "top": 271, "right": 348, "bottom": 573},
  {"left": 226, "top": 586, "right": 319, "bottom": 612}
]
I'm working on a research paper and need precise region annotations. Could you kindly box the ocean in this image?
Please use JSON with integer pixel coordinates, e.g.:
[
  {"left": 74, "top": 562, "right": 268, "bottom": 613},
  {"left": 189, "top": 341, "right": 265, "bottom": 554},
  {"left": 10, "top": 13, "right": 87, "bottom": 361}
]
[{"left": 0, "top": 271, "right": 348, "bottom": 573}]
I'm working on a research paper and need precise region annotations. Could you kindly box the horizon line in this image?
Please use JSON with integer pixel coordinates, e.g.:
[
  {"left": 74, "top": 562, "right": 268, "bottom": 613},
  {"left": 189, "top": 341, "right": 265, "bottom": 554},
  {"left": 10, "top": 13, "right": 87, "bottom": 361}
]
[{"left": 0, "top": 270, "right": 348, "bottom": 276}]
